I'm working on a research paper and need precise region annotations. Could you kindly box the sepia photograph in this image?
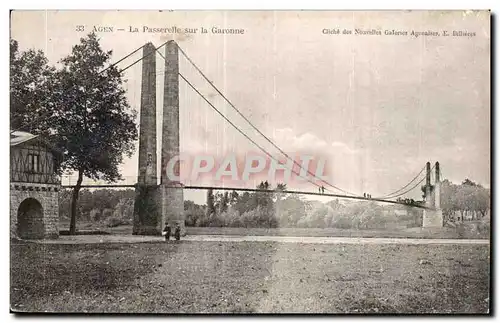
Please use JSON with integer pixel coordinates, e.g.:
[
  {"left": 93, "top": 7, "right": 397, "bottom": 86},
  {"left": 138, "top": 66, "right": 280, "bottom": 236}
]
[{"left": 9, "top": 9, "right": 491, "bottom": 314}]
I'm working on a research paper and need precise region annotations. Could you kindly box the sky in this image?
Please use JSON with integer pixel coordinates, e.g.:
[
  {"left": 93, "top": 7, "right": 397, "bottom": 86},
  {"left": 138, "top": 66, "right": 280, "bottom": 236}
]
[{"left": 10, "top": 10, "right": 491, "bottom": 204}]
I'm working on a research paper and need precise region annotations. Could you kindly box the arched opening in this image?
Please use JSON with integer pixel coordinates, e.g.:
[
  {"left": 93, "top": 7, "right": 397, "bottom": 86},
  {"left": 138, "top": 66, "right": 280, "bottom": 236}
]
[{"left": 17, "top": 198, "right": 45, "bottom": 239}]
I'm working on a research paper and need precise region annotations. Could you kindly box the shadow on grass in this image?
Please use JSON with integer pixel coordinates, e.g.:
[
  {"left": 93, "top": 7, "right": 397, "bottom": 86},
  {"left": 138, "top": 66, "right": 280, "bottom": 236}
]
[{"left": 10, "top": 241, "right": 183, "bottom": 310}]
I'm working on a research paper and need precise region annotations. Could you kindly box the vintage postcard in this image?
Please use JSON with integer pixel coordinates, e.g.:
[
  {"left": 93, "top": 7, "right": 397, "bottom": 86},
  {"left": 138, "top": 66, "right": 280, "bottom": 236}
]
[{"left": 9, "top": 10, "right": 490, "bottom": 314}]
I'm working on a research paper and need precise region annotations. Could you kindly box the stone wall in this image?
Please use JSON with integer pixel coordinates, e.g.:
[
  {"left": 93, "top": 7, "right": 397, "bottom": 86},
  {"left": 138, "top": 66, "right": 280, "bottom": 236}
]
[
  {"left": 10, "top": 182, "right": 59, "bottom": 239},
  {"left": 423, "top": 209, "right": 443, "bottom": 228}
]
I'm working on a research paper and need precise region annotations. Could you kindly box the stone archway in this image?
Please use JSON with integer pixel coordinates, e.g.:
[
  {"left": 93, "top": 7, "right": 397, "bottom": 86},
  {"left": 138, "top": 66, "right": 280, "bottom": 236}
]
[{"left": 17, "top": 198, "right": 45, "bottom": 239}]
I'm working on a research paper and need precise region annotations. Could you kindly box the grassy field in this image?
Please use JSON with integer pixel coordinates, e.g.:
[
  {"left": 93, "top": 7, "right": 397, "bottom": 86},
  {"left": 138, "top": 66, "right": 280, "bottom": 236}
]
[
  {"left": 58, "top": 220, "right": 490, "bottom": 239},
  {"left": 11, "top": 240, "right": 490, "bottom": 313}
]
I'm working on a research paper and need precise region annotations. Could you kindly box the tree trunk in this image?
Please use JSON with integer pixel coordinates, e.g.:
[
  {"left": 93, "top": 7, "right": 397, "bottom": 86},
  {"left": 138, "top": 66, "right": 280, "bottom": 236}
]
[
  {"left": 275, "top": 193, "right": 282, "bottom": 225},
  {"left": 69, "top": 169, "right": 84, "bottom": 235}
]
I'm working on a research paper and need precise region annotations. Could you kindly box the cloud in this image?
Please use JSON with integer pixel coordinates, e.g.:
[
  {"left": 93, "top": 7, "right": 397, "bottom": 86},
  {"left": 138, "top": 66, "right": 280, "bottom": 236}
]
[
  {"left": 272, "top": 128, "right": 361, "bottom": 157},
  {"left": 268, "top": 128, "right": 367, "bottom": 192},
  {"left": 331, "top": 141, "right": 361, "bottom": 155}
]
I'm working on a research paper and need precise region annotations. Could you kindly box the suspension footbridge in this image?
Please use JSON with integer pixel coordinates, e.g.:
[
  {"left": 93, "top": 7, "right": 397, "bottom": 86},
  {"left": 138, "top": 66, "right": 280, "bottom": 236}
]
[{"left": 59, "top": 40, "right": 445, "bottom": 233}]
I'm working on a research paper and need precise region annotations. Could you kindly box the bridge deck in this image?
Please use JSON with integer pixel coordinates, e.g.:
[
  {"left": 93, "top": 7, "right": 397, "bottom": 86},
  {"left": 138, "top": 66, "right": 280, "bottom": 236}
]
[{"left": 60, "top": 184, "right": 429, "bottom": 209}]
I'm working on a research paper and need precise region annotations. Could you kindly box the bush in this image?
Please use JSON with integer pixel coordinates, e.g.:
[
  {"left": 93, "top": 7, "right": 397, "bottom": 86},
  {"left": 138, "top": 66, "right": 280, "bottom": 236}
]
[
  {"left": 185, "top": 201, "right": 205, "bottom": 226},
  {"left": 301, "top": 204, "right": 336, "bottom": 228},
  {"left": 90, "top": 209, "right": 101, "bottom": 221},
  {"left": 240, "top": 208, "right": 259, "bottom": 228},
  {"left": 236, "top": 206, "right": 277, "bottom": 228},
  {"left": 296, "top": 217, "right": 309, "bottom": 228},
  {"left": 105, "top": 215, "right": 130, "bottom": 228},
  {"left": 218, "top": 208, "right": 241, "bottom": 227},
  {"left": 102, "top": 208, "right": 113, "bottom": 219},
  {"left": 477, "top": 221, "right": 490, "bottom": 234}
]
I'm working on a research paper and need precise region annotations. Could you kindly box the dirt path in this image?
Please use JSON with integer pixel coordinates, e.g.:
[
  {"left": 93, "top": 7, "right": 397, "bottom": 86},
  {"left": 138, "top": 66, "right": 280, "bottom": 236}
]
[{"left": 24, "top": 234, "right": 490, "bottom": 245}]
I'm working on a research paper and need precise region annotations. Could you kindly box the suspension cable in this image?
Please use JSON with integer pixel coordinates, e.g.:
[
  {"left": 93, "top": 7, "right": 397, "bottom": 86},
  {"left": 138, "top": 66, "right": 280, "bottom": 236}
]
[
  {"left": 174, "top": 44, "right": 357, "bottom": 196},
  {"left": 386, "top": 164, "right": 436, "bottom": 200},
  {"left": 179, "top": 72, "right": 325, "bottom": 191},
  {"left": 155, "top": 49, "right": 328, "bottom": 191},
  {"left": 375, "top": 164, "right": 426, "bottom": 199},
  {"left": 386, "top": 176, "right": 427, "bottom": 200}
]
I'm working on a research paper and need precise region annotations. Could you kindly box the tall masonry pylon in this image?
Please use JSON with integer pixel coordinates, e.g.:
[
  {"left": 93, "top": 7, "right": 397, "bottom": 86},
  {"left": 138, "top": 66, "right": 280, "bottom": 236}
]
[
  {"left": 422, "top": 161, "right": 443, "bottom": 228},
  {"left": 133, "top": 42, "right": 161, "bottom": 235},
  {"left": 160, "top": 40, "right": 185, "bottom": 235},
  {"left": 137, "top": 42, "right": 158, "bottom": 185}
]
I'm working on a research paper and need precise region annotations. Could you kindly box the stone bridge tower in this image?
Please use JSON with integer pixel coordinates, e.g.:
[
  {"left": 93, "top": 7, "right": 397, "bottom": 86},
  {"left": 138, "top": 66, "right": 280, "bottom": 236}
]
[
  {"left": 161, "top": 40, "right": 185, "bottom": 235},
  {"left": 133, "top": 40, "right": 185, "bottom": 236},
  {"left": 133, "top": 42, "right": 160, "bottom": 235},
  {"left": 422, "top": 161, "right": 443, "bottom": 228}
]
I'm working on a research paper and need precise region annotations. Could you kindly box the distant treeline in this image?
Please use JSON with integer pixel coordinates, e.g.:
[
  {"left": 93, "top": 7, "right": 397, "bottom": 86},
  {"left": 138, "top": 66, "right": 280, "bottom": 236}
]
[
  {"left": 59, "top": 179, "right": 489, "bottom": 229},
  {"left": 186, "top": 182, "right": 421, "bottom": 229},
  {"left": 440, "top": 179, "right": 490, "bottom": 222}
]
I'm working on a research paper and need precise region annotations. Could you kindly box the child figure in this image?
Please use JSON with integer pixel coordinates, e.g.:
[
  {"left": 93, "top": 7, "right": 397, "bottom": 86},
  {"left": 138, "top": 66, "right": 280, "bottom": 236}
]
[
  {"left": 162, "top": 223, "right": 171, "bottom": 241},
  {"left": 174, "top": 223, "right": 181, "bottom": 241}
]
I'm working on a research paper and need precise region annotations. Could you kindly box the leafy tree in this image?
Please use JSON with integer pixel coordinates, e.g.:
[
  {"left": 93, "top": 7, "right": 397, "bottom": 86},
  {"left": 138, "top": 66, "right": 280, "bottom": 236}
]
[
  {"left": 326, "top": 199, "right": 342, "bottom": 210},
  {"left": 304, "top": 204, "right": 332, "bottom": 228},
  {"left": 233, "top": 191, "right": 252, "bottom": 215},
  {"left": 229, "top": 190, "right": 239, "bottom": 206},
  {"left": 356, "top": 203, "right": 386, "bottom": 229},
  {"left": 254, "top": 181, "right": 273, "bottom": 209},
  {"left": 275, "top": 183, "right": 287, "bottom": 192},
  {"left": 213, "top": 191, "right": 229, "bottom": 214},
  {"left": 274, "top": 183, "right": 287, "bottom": 224},
  {"left": 184, "top": 200, "right": 205, "bottom": 226},
  {"left": 253, "top": 181, "right": 276, "bottom": 227},
  {"left": 441, "top": 179, "right": 490, "bottom": 222},
  {"left": 10, "top": 39, "right": 56, "bottom": 134},
  {"left": 59, "top": 188, "right": 136, "bottom": 224},
  {"left": 58, "top": 188, "right": 72, "bottom": 219},
  {"left": 222, "top": 192, "right": 230, "bottom": 212},
  {"left": 49, "top": 33, "right": 137, "bottom": 234},
  {"left": 206, "top": 188, "right": 215, "bottom": 216},
  {"left": 462, "top": 178, "right": 479, "bottom": 187},
  {"left": 222, "top": 208, "right": 242, "bottom": 227},
  {"left": 457, "top": 185, "right": 489, "bottom": 220},
  {"left": 440, "top": 179, "right": 458, "bottom": 221},
  {"left": 280, "top": 194, "right": 309, "bottom": 226},
  {"left": 474, "top": 188, "right": 490, "bottom": 218}
]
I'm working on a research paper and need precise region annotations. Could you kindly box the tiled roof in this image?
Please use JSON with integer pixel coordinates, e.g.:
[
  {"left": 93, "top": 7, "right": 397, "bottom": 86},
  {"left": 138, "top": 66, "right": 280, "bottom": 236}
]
[{"left": 10, "top": 131, "right": 39, "bottom": 146}]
